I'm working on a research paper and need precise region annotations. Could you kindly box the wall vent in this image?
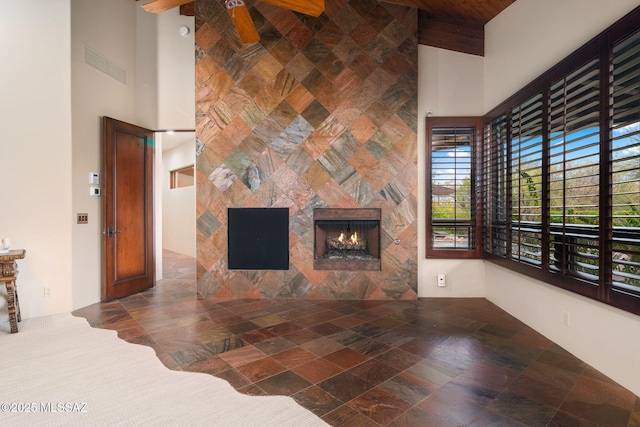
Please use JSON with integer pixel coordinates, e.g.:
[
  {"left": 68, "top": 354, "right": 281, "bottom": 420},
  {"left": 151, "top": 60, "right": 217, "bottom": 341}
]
[{"left": 84, "top": 47, "right": 126, "bottom": 84}]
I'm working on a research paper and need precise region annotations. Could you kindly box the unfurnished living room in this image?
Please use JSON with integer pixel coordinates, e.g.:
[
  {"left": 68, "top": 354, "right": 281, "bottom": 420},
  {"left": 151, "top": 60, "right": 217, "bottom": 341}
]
[{"left": 2, "top": 0, "right": 640, "bottom": 426}]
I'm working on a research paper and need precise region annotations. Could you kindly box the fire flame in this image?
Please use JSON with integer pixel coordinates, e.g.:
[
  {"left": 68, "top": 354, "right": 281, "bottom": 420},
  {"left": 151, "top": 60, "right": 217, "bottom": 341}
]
[{"left": 337, "top": 231, "right": 359, "bottom": 244}]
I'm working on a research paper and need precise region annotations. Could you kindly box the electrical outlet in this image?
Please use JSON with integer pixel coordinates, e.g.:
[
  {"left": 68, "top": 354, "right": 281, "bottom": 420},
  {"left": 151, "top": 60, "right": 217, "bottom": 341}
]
[
  {"left": 437, "top": 274, "right": 446, "bottom": 287},
  {"left": 77, "top": 213, "right": 88, "bottom": 224},
  {"left": 43, "top": 287, "right": 52, "bottom": 298}
]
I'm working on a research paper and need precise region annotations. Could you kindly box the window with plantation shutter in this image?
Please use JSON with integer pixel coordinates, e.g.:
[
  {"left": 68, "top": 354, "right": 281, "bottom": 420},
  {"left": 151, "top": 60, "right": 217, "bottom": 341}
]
[
  {"left": 548, "top": 57, "right": 601, "bottom": 292},
  {"left": 426, "top": 117, "right": 482, "bottom": 258},
  {"left": 482, "top": 115, "right": 508, "bottom": 257},
  {"left": 482, "top": 6, "right": 640, "bottom": 316},
  {"left": 511, "top": 93, "right": 544, "bottom": 267},
  {"left": 611, "top": 28, "right": 640, "bottom": 303}
]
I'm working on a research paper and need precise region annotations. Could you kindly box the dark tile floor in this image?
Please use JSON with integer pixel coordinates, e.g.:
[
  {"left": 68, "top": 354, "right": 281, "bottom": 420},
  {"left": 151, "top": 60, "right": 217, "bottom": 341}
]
[{"left": 73, "top": 251, "right": 640, "bottom": 426}]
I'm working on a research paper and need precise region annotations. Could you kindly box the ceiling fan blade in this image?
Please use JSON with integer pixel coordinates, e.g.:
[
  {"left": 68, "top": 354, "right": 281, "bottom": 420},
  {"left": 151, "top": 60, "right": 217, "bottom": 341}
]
[
  {"left": 260, "top": 0, "right": 325, "bottom": 17},
  {"left": 227, "top": 4, "right": 260, "bottom": 44},
  {"left": 141, "top": 0, "right": 193, "bottom": 14}
]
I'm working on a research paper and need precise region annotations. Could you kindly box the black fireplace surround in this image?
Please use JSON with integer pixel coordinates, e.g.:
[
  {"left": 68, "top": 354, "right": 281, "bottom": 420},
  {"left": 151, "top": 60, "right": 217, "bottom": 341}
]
[{"left": 227, "top": 208, "right": 289, "bottom": 270}]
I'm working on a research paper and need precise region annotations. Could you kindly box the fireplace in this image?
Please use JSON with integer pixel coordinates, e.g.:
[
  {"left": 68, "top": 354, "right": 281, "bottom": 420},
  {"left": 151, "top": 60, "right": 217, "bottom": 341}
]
[{"left": 314, "top": 208, "right": 381, "bottom": 271}]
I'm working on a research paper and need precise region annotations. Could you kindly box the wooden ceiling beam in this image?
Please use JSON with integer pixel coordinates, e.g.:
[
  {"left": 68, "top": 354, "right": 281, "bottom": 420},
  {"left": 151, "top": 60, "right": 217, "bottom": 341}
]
[
  {"left": 141, "top": 0, "right": 193, "bottom": 14},
  {"left": 418, "top": 11, "right": 485, "bottom": 56},
  {"left": 261, "top": 0, "right": 324, "bottom": 17},
  {"left": 228, "top": 4, "right": 260, "bottom": 44},
  {"left": 179, "top": 2, "right": 194, "bottom": 16}
]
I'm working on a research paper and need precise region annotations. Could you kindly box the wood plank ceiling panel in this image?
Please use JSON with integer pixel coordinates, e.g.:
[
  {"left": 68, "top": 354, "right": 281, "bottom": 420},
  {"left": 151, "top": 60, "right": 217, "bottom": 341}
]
[
  {"left": 139, "top": 0, "right": 516, "bottom": 56},
  {"left": 384, "top": 0, "right": 515, "bottom": 55},
  {"left": 383, "top": 0, "right": 514, "bottom": 24}
]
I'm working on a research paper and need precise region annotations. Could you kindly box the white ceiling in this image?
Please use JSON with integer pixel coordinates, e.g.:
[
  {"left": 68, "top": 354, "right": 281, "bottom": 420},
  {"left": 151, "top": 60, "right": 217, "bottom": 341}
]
[{"left": 161, "top": 132, "right": 194, "bottom": 152}]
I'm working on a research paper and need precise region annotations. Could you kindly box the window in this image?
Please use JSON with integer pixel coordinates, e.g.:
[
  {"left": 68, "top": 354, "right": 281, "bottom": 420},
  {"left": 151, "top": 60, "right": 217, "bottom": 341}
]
[
  {"left": 170, "top": 165, "right": 194, "bottom": 189},
  {"left": 482, "top": 7, "right": 640, "bottom": 315},
  {"left": 427, "top": 117, "right": 482, "bottom": 258},
  {"left": 610, "top": 28, "right": 640, "bottom": 301},
  {"left": 511, "top": 93, "right": 544, "bottom": 267},
  {"left": 547, "top": 56, "right": 601, "bottom": 291}
]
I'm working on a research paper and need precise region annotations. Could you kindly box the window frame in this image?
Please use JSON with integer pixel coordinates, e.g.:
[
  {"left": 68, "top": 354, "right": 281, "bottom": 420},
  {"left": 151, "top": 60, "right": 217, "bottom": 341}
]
[
  {"left": 169, "top": 164, "right": 195, "bottom": 189},
  {"left": 482, "top": 5, "right": 640, "bottom": 316},
  {"left": 426, "top": 117, "right": 483, "bottom": 259}
]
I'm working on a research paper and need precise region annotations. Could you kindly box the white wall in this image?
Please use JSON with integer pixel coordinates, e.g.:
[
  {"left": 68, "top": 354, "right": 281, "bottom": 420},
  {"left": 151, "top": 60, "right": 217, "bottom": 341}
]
[
  {"left": 137, "top": 7, "right": 164, "bottom": 281},
  {"left": 417, "top": 46, "right": 486, "bottom": 298},
  {"left": 71, "top": 0, "right": 139, "bottom": 310},
  {"left": 70, "top": 4, "right": 194, "bottom": 309},
  {"left": 136, "top": 9, "right": 194, "bottom": 131},
  {"left": 157, "top": 11, "right": 195, "bottom": 130},
  {"left": 484, "top": 0, "right": 640, "bottom": 396},
  {"left": 420, "top": 47, "right": 485, "bottom": 117},
  {"left": 136, "top": 8, "right": 159, "bottom": 130},
  {"left": 0, "top": 0, "right": 73, "bottom": 320},
  {"left": 162, "top": 136, "right": 196, "bottom": 257},
  {"left": 484, "top": 0, "right": 640, "bottom": 112},
  {"left": 156, "top": 10, "right": 196, "bottom": 262},
  {"left": 486, "top": 264, "right": 640, "bottom": 396}
]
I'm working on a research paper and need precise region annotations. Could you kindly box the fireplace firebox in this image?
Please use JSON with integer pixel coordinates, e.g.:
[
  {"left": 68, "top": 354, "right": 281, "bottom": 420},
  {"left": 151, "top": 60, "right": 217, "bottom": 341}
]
[{"left": 314, "top": 208, "right": 381, "bottom": 271}]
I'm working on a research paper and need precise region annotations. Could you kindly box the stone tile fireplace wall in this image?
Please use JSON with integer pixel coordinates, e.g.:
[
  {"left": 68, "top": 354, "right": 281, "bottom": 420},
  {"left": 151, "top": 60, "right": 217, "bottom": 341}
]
[{"left": 194, "top": 0, "right": 418, "bottom": 300}]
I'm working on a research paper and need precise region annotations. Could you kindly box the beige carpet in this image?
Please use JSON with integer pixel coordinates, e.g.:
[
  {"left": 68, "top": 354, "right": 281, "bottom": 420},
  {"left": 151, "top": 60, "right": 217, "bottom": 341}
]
[{"left": 0, "top": 313, "right": 328, "bottom": 426}]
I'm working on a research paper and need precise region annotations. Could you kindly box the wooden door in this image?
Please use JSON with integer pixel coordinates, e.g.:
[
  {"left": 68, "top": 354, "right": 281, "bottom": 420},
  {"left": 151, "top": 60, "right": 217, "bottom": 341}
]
[{"left": 102, "top": 117, "right": 155, "bottom": 300}]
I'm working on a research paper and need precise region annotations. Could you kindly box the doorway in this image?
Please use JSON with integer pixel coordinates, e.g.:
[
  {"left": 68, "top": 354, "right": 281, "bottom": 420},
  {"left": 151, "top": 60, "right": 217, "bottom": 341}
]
[
  {"left": 157, "top": 131, "right": 196, "bottom": 280},
  {"left": 102, "top": 117, "right": 155, "bottom": 300}
]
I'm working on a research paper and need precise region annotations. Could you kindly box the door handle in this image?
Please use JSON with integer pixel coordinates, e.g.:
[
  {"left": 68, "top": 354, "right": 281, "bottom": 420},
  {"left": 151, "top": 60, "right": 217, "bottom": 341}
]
[{"left": 103, "top": 227, "right": 121, "bottom": 238}]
